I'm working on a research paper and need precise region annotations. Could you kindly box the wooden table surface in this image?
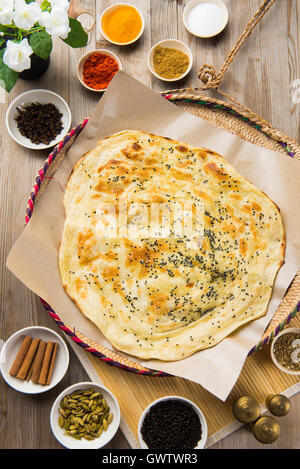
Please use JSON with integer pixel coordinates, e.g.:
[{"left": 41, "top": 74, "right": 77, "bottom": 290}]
[{"left": 1, "top": 0, "right": 299, "bottom": 450}]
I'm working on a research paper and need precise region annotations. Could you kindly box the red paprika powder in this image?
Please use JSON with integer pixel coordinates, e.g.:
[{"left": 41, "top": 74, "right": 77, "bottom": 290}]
[{"left": 82, "top": 52, "right": 119, "bottom": 90}]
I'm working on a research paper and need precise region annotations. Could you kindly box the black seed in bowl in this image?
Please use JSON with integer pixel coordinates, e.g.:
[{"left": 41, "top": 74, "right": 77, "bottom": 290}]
[
  {"left": 15, "top": 102, "right": 63, "bottom": 145},
  {"left": 140, "top": 399, "right": 203, "bottom": 449}
]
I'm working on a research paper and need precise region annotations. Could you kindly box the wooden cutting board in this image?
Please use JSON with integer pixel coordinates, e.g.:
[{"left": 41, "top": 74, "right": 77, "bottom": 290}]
[{"left": 79, "top": 314, "right": 300, "bottom": 447}]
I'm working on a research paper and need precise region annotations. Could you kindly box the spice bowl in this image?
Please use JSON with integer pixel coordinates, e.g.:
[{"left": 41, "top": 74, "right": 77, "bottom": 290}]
[
  {"left": 50, "top": 381, "right": 121, "bottom": 449},
  {"left": 99, "top": 3, "right": 145, "bottom": 46},
  {"left": 270, "top": 327, "right": 300, "bottom": 375},
  {"left": 0, "top": 326, "right": 69, "bottom": 394},
  {"left": 183, "top": 0, "right": 229, "bottom": 38},
  {"left": 77, "top": 49, "right": 122, "bottom": 92},
  {"left": 6, "top": 89, "right": 72, "bottom": 150},
  {"left": 138, "top": 395, "right": 208, "bottom": 449},
  {"left": 148, "top": 39, "right": 193, "bottom": 82}
]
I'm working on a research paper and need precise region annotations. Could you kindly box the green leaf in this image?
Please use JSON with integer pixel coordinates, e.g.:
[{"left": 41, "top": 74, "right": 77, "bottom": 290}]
[
  {"left": 0, "top": 51, "right": 18, "bottom": 92},
  {"left": 29, "top": 31, "right": 52, "bottom": 59},
  {"left": 62, "top": 18, "right": 88, "bottom": 48},
  {"left": 0, "top": 25, "right": 13, "bottom": 34},
  {"left": 40, "top": 0, "right": 51, "bottom": 11}
]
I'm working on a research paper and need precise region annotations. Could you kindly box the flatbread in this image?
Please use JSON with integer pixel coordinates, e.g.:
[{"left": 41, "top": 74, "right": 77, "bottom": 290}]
[{"left": 59, "top": 130, "right": 285, "bottom": 361}]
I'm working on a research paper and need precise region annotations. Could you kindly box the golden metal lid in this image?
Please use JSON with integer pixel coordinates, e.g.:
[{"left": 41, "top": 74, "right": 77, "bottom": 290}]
[
  {"left": 252, "top": 416, "right": 280, "bottom": 444},
  {"left": 232, "top": 396, "right": 261, "bottom": 423},
  {"left": 266, "top": 394, "right": 291, "bottom": 417}
]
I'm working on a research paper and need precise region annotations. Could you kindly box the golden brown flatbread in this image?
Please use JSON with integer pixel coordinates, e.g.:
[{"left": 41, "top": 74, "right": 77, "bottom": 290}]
[{"left": 59, "top": 130, "right": 285, "bottom": 361}]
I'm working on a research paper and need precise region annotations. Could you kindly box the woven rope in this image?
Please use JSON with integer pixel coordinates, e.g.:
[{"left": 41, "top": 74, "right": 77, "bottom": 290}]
[
  {"left": 163, "top": 0, "right": 290, "bottom": 158},
  {"left": 197, "top": 0, "right": 276, "bottom": 92},
  {"left": 162, "top": 93, "right": 300, "bottom": 160}
]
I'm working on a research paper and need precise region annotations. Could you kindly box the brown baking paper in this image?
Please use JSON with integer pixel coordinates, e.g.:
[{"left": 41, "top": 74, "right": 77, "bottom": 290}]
[{"left": 6, "top": 72, "right": 300, "bottom": 400}]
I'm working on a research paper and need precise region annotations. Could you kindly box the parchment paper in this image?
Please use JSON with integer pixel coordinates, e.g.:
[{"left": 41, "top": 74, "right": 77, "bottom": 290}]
[{"left": 6, "top": 72, "right": 300, "bottom": 401}]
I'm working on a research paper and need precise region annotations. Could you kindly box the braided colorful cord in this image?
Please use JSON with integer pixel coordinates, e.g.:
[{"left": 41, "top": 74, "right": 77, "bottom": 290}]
[
  {"left": 25, "top": 98, "right": 299, "bottom": 375},
  {"left": 161, "top": 95, "right": 297, "bottom": 158}
]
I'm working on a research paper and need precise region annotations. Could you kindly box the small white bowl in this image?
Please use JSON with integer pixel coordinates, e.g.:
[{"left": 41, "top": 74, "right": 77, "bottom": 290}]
[
  {"left": 183, "top": 0, "right": 229, "bottom": 38},
  {"left": 138, "top": 396, "right": 208, "bottom": 449},
  {"left": 50, "top": 381, "right": 121, "bottom": 449},
  {"left": 0, "top": 326, "right": 69, "bottom": 394},
  {"left": 148, "top": 39, "right": 193, "bottom": 82},
  {"left": 6, "top": 89, "right": 72, "bottom": 150},
  {"left": 270, "top": 327, "right": 300, "bottom": 375},
  {"left": 100, "top": 3, "right": 145, "bottom": 46},
  {"left": 77, "top": 49, "right": 122, "bottom": 92}
]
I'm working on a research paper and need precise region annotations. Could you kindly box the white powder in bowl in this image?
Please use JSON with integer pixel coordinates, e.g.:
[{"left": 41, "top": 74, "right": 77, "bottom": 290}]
[{"left": 187, "top": 2, "right": 225, "bottom": 37}]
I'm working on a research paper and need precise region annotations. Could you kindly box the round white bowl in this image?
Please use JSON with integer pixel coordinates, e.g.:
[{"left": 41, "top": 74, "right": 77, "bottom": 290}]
[
  {"left": 138, "top": 395, "right": 208, "bottom": 449},
  {"left": 50, "top": 381, "right": 121, "bottom": 449},
  {"left": 183, "top": 0, "right": 229, "bottom": 38},
  {"left": 148, "top": 39, "right": 193, "bottom": 82},
  {"left": 6, "top": 89, "right": 72, "bottom": 150},
  {"left": 270, "top": 327, "right": 300, "bottom": 375},
  {"left": 77, "top": 49, "right": 122, "bottom": 92},
  {"left": 100, "top": 3, "right": 145, "bottom": 46},
  {"left": 0, "top": 326, "right": 69, "bottom": 394}
]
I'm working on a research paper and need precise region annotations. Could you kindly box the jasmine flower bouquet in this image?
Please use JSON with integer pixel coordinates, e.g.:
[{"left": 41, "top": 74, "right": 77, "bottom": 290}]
[{"left": 0, "top": 0, "right": 88, "bottom": 91}]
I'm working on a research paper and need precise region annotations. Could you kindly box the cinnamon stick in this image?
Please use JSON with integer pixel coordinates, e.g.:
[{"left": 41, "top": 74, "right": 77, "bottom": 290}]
[
  {"left": 16, "top": 337, "right": 41, "bottom": 380},
  {"left": 9, "top": 335, "right": 33, "bottom": 377},
  {"left": 26, "top": 342, "right": 44, "bottom": 381},
  {"left": 31, "top": 340, "right": 47, "bottom": 383},
  {"left": 25, "top": 361, "right": 34, "bottom": 381},
  {"left": 46, "top": 342, "right": 58, "bottom": 385},
  {"left": 38, "top": 341, "right": 55, "bottom": 385}
]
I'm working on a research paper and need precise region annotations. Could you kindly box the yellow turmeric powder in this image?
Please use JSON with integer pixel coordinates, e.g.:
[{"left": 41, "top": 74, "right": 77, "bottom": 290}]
[{"left": 101, "top": 5, "right": 143, "bottom": 44}]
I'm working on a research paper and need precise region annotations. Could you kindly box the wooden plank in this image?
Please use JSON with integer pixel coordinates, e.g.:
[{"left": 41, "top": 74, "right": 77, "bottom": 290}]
[
  {"left": 176, "top": 0, "right": 300, "bottom": 144},
  {"left": 150, "top": 0, "right": 178, "bottom": 90},
  {"left": 88, "top": 314, "right": 300, "bottom": 449},
  {"left": 287, "top": 0, "right": 300, "bottom": 141},
  {"left": 96, "top": 0, "right": 151, "bottom": 86}
]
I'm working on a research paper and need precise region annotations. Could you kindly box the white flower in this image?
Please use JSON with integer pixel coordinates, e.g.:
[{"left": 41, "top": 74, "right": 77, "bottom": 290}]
[
  {"left": 13, "top": 0, "right": 41, "bottom": 30},
  {"left": 0, "top": 0, "right": 14, "bottom": 26},
  {"left": 39, "top": 7, "right": 70, "bottom": 39},
  {"left": 3, "top": 38, "right": 33, "bottom": 72},
  {"left": 49, "top": 0, "right": 69, "bottom": 11}
]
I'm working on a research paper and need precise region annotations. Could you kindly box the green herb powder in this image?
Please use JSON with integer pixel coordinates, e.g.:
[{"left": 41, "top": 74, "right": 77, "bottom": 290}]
[{"left": 153, "top": 46, "right": 189, "bottom": 79}]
